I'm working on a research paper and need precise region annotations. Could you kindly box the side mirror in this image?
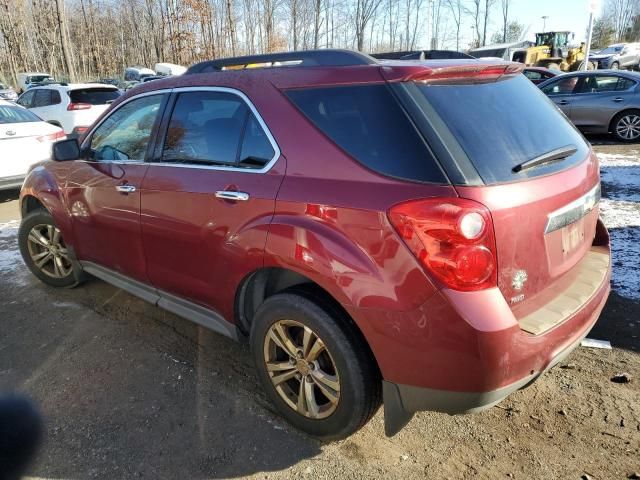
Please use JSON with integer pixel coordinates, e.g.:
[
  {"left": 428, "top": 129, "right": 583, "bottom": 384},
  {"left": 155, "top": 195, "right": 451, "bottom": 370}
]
[{"left": 52, "top": 138, "right": 80, "bottom": 161}]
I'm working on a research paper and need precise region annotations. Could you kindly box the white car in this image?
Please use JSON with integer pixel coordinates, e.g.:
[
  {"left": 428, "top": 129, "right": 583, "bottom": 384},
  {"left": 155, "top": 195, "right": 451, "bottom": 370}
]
[
  {"left": 17, "top": 72, "right": 53, "bottom": 93},
  {"left": 16, "top": 83, "right": 121, "bottom": 137},
  {"left": 0, "top": 100, "right": 65, "bottom": 190}
]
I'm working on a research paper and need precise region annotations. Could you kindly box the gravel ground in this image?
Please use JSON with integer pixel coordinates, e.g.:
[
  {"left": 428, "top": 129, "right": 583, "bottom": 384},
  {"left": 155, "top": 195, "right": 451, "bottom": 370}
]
[{"left": 0, "top": 139, "right": 639, "bottom": 480}]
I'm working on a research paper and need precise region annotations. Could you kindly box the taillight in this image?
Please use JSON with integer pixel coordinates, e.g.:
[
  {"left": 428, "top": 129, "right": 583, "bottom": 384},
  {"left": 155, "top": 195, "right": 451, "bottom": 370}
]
[
  {"left": 72, "top": 126, "right": 89, "bottom": 135},
  {"left": 67, "top": 103, "right": 91, "bottom": 111},
  {"left": 36, "top": 130, "right": 66, "bottom": 143},
  {"left": 388, "top": 198, "right": 497, "bottom": 291}
]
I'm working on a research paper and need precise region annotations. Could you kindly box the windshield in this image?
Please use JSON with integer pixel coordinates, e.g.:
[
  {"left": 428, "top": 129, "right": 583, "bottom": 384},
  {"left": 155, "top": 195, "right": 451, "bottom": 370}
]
[
  {"left": 414, "top": 74, "right": 589, "bottom": 184},
  {"left": 69, "top": 88, "right": 121, "bottom": 105},
  {"left": 536, "top": 32, "right": 569, "bottom": 47},
  {"left": 0, "top": 105, "right": 41, "bottom": 124},
  {"left": 599, "top": 45, "right": 623, "bottom": 54}
]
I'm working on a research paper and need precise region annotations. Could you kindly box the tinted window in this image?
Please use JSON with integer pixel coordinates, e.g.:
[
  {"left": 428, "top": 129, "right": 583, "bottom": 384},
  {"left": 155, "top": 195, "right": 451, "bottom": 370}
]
[
  {"left": 239, "top": 114, "right": 275, "bottom": 167},
  {"left": 90, "top": 94, "right": 164, "bottom": 162},
  {"left": 0, "top": 105, "right": 41, "bottom": 124},
  {"left": 578, "top": 75, "right": 624, "bottom": 93},
  {"left": 286, "top": 84, "right": 445, "bottom": 183},
  {"left": 32, "top": 89, "right": 52, "bottom": 107},
  {"left": 70, "top": 88, "right": 120, "bottom": 105},
  {"left": 415, "top": 74, "right": 589, "bottom": 184},
  {"left": 617, "top": 78, "right": 636, "bottom": 90},
  {"left": 524, "top": 70, "right": 542, "bottom": 80},
  {"left": 51, "top": 90, "right": 61, "bottom": 104},
  {"left": 17, "top": 90, "right": 35, "bottom": 108},
  {"left": 541, "top": 76, "right": 579, "bottom": 95},
  {"left": 163, "top": 91, "right": 272, "bottom": 168}
]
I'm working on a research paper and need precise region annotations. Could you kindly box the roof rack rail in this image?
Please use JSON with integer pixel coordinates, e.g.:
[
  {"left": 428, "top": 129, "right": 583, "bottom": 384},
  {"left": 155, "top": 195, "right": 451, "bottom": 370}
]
[
  {"left": 186, "top": 49, "right": 377, "bottom": 74},
  {"left": 371, "top": 50, "right": 475, "bottom": 61}
]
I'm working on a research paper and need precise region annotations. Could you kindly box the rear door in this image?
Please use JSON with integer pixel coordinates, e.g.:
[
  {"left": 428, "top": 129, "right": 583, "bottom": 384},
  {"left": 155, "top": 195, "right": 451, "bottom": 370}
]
[
  {"left": 140, "top": 88, "right": 284, "bottom": 315},
  {"left": 66, "top": 92, "right": 167, "bottom": 281},
  {"left": 569, "top": 74, "right": 635, "bottom": 130},
  {"left": 539, "top": 75, "right": 580, "bottom": 118}
]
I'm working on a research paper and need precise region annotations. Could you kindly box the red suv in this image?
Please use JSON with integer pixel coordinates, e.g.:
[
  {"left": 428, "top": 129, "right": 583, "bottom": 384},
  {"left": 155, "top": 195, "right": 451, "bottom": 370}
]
[{"left": 18, "top": 50, "right": 611, "bottom": 440}]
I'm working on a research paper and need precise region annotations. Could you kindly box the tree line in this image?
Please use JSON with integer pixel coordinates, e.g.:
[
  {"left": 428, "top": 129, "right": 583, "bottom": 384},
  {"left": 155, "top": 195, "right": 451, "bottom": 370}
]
[
  {"left": 0, "top": 0, "right": 527, "bottom": 87},
  {"left": 592, "top": 0, "right": 640, "bottom": 50}
]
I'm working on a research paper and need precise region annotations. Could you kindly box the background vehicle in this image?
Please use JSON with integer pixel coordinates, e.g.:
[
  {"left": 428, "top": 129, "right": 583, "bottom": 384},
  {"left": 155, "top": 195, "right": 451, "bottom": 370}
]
[
  {"left": 0, "top": 99, "right": 64, "bottom": 190},
  {"left": 93, "top": 78, "right": 121, "bottom": 87},
  {"left": 513, "top": 31, "right": 594, "bottom": 71},
  {"left": 19, "top": 50, "right": 610, "bottom": 440},
  {"left": 469, "top": 40, "right": 534, "bottom": 61},
  {"left": 523, "top": 66, "right": 559, "bottom": 84},
  {"left": 154, "top": 62, "right": 187, "bottom": 76},
  {"left": 16, "top": 83, "right": 121, "bottom": 138},
  {"left": 141, "top": 75, "right": 163, "bottom": 83},
  {"left": 590, "top": 43, "right": 640, "bottom": 70},
  {"left": 123, "top": 67, "right": 155, "bottom": 82},
  {"left": 17, "top": 73, "right": 53, "bottom": 94},
  {"left": 0, "top": 83, "right": 18, "bottom": 101},
  {"left": 539, "top": 70, "right": 640, "bottom": 141},
  {"left": 371, "top": 50, "right": 475, "bottom": 60}
]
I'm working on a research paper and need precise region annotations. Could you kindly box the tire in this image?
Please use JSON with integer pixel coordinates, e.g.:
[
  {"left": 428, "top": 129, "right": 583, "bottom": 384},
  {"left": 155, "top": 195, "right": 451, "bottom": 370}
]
[
  {"left": 611, "top": 61, "right": 619, "bottom": 70},
  {"left": 611, "top": 110, "right": 640, "bottom": 142},
  {"left": 18, "top": 209, "right": 79, "bottom": 288},
  {"left": 250, "top": 291, "right": 381, "bottom": 440}
]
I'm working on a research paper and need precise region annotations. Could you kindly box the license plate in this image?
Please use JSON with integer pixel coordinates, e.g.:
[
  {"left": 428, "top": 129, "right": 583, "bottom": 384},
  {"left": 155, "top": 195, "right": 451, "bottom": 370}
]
[{"left": 561, "top": 218, "right": 585, "bottom": 256}]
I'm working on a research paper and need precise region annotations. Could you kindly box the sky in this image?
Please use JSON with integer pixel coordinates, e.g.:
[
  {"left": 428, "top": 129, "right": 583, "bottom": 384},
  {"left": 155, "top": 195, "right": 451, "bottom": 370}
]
[{"left": 438, "top": 0, "right": 601, "bottom": 49}]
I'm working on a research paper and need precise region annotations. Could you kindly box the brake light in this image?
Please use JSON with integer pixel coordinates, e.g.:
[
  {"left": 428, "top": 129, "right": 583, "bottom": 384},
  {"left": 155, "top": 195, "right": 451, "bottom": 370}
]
[
  {"left": 72, "top": 126, "right": 89, "bottom": 135},
  {"left": 36, "top": 130, "right": 66, "bottom": 143},
  {"left": 388, "top": 198, "right": 497, "bottom": 291},
  {"left": 67, "top": 103, "right": 91, "bottom": 111}
]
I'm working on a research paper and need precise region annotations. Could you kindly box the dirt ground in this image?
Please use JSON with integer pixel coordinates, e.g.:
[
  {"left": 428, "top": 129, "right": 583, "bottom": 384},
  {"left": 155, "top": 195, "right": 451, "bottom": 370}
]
[{"left": 0, "top": 138, "right": 638, "bottom": 480}]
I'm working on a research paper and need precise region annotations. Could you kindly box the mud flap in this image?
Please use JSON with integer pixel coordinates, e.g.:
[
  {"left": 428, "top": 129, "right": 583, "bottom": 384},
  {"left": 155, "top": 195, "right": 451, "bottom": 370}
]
[{"left": 382, "top": 381, "right": 415, "bottom": 437}]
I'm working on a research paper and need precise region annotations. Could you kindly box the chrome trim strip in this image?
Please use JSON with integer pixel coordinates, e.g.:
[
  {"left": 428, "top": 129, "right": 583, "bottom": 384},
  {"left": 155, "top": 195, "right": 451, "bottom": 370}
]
[{"left": 544, "top": 183, "right": 601, "bottom": 234}]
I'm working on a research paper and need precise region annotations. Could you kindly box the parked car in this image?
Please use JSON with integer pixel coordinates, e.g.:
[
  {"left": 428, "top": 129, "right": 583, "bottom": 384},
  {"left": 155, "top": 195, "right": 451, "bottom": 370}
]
[
  {"left": 123, "top": 67, "right": 155, "bottom": 82},
  {"left": 0, "top": 83, "right": 18, "bottom": 101},
  {"left": 154, "top": 62, "right": 187, "bottom": 76},
  {"left": 522, "top": 66, "right": 559, "bottom": 85},
  {"left": 18, "top": 51, "right": 611, "bottom": 440},
  {"left": 16, "top": 83, "right": 121, "bottom": 138},
  {"left": 141, "top": 75, "right": 163, "bottom": 83},
  {"left": 17, "top": 73, "right": 53, "bottom": 94},
  {"left": 538, "top": 70, "right": 640, "bottom": 141},
  {"left": 93, "top": 78, "right": 121, "bottom": 87},
  {"left": 0, "top": 100, "right": 65, "bottom": 190},
  {"left": 590, "top": 43, "right": 640, "bottom": 70}
]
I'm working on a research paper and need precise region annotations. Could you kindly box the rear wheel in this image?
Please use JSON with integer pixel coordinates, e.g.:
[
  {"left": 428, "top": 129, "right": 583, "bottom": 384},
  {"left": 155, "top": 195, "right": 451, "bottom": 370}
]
[
  {"left": 612, "top": 110, "right": 640, "bottom": 142},
  {"left": 18, "top": 210, "right": 79, "bottom": 287},
  {"left": 251, "top": 292, "right": 380, "bottom": 440}
]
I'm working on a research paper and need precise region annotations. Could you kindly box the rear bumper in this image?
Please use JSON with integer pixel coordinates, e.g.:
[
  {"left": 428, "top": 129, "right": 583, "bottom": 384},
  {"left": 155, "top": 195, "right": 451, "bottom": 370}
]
[
  {"left": 346, "top": 246, "right": 611, "bottom": 436},
  {"left": 381, "top": 289, "right": 605, "bottom": 435}
]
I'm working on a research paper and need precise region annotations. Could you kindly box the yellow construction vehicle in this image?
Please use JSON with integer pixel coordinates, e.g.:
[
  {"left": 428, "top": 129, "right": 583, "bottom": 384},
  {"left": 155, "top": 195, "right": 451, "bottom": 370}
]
[{"left": 513, "top": 31, "right": 595, "bottom": 71}]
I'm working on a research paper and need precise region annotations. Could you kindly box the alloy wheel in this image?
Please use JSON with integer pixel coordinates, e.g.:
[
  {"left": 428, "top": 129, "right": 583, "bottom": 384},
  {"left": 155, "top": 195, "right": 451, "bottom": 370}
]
[
  {"left": 26, "top": 224, "right": 72, "bottom": 278},
  {"left": 263, "top": 319, "right": 340, "bottom": 419},
  {"left": 616, "top": 114, "right": 640, "bottom": 140}
]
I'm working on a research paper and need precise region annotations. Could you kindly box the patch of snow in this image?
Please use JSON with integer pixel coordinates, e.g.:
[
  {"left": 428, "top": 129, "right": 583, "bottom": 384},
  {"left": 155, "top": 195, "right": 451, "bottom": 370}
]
[
  {"left": 597, "top": 152, "right": 639, "bottom": 167},
  {"left": 0, "top": 221, "right": 30, "bottom": 286},
  {"left": 0, "top": 220, "right": 19, "bottom": 239}
]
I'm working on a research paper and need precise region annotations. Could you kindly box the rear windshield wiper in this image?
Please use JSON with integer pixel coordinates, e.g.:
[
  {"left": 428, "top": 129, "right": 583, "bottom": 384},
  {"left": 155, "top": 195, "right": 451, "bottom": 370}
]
[{"left": 512, "top": 145, "right": 577, "bottom": 173}]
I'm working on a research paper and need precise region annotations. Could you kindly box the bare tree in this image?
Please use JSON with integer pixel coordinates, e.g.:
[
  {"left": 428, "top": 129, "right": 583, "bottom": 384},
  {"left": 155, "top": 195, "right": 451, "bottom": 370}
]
[
  {"left": 500, "top": 0, "right": 510, "bottom": 43},
  {"left": 354, "top": 0, "right": 382, "bottom": 51},
  {"left": 446, "top": 0, "right": 463, "bottom": 51}
]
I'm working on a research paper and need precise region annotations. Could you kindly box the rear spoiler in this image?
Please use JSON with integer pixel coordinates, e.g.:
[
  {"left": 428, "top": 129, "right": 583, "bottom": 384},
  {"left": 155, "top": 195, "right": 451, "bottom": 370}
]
[{"left": 381, "top": 61, "right": 524, "bottom": 83}]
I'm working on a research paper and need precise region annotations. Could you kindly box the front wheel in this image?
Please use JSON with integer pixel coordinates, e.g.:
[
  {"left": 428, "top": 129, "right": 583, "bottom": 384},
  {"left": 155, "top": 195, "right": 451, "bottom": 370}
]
[
  {"left": 612, "top": 110, "right": 640, "bottom": 142},
  {"left": 251, "top": 292, "right": 381, "bottom": 440},
  {"left": 610, "top": 61, "right": 619, "bottom": 70},
  {"left": 18, "top": 209, "right": 80, "bottom": 287}
]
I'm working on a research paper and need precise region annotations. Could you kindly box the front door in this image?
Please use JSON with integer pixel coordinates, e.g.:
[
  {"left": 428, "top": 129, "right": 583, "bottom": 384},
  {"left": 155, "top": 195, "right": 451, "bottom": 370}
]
[
  {"left": 66, "top": 93, "right": 167, "bottom": 282},
  {"left": 140, "top": 89, "right": 284, "bottom": 317}
]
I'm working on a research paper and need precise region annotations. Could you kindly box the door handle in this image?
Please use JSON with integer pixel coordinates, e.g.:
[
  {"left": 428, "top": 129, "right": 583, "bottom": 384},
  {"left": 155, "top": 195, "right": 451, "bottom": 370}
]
[
  {"left": 557, "top": 100, "right": 569, "bottom": 105},
  {"left": 215, "top": 191, "right": 250, "bottom": 201},
  {"left": 115, "top": 185, "right": 136, "bottom": 194},
  {"left": 613, "top": 97, "right": 624, "bottom": 102}
]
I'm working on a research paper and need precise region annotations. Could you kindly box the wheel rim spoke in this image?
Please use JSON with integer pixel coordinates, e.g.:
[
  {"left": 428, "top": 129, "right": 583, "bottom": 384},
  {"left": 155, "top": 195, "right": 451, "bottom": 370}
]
[
  {"left": 28, "top": 230, "right": 49, "bottom": 247},
  {"left": 303, "top": 377, "right": 319, "bottom": 418},
  {"left": 311, "top": 370, "right": 340, "bottom": 404},
  {"left": 35, "top": 252, "right": 52, "bottom": 268},
  {"left": 27, "top": 224, "right": 71, "bottom": 279},
  {"left": 271, "top": 368, "right": 298, "bottom": 386},
  {"left": 305, "top": 336, "right": 325, "bottom": 362}
]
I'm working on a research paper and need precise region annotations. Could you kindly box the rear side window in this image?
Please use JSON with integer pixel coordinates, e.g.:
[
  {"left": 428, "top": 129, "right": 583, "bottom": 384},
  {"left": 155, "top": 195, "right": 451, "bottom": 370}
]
[
  {"left": 415, "top": 74, "right": 589, "bottom": 184},
  {"left": 162, "top": 91, "right": 275, "bottom": 169},
  {"left": 70, "top": 88, "right": 120, "bottom": 105},
  {"left": 286, "top": 84, "right": 446, "bottom": 184}
]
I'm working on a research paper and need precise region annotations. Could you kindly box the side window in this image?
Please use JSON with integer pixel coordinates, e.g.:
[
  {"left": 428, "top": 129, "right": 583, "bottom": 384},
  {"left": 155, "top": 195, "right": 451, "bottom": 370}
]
[
  {"left": 541, "top": 76, "right": 578, "bottom": 95},
  {"left": 17, "top": 90, "right": 35, "bottom": 108},
  {"left": 90, "top": 94, "right": 164, "bottom": 162},
  {"left": 32, "top": 89, "right": 51, "bottom": 108},
  {"left": 51, "top": 90, "right": 61, "bottom": 105},
  {"left": 616, "top": 78, "right": 636, "bottom": 91},
  {"left": 524, "top": 70, "right": 542, "bottom": 81},
  {"left": 239, "top": 114, "right": 275, "bottom": 167},
  {"left": 162, "top": 91, "right": 250, "bottom": 166}
]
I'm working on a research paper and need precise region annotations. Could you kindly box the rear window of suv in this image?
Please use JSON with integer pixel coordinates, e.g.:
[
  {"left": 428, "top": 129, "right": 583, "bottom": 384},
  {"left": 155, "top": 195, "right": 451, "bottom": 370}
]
[
  {"left": 414, "top": 74, "right": 589, "bottom": 184},
  {"left": 286, "top": 84, "right": 447, "bottom": 184},
  {"left": 70, "top": 88, "right": 121, "bottom": 105}
]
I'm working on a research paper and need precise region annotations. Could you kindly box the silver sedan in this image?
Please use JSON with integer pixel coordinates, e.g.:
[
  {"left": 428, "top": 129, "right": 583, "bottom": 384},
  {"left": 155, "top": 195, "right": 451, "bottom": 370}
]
[{"left": 538, "top": 70, "right": 640, "bottom": 142}]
